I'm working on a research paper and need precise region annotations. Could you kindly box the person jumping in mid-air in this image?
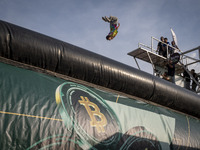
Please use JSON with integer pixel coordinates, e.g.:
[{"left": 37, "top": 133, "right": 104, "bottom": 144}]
[{"left": 102, "top": 16, "right": 120, "bottom": 40}]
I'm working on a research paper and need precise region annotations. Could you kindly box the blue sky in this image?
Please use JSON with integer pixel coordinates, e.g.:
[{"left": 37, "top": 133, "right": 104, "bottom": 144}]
[{"left": 0, "top": 0, "right": 200, "bottom": 74}]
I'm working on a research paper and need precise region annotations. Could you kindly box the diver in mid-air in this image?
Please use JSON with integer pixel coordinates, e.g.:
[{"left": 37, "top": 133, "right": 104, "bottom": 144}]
[{"left": 102, "top": 16, "right": 120, "bottom": 41}]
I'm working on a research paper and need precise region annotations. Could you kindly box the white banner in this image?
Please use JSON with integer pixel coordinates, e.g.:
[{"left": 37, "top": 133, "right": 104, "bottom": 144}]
[{"left": 171, "top": 28, "right": 178, "bottom": 46}]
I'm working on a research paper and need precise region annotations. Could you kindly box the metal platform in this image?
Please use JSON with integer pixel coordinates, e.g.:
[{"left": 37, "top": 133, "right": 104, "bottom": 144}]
[
  {"left": 128, "top": 36, "right": 200, "bottom": 94},
  {"left": 128, "top": 47, "right": 184, "bottom": 75}
]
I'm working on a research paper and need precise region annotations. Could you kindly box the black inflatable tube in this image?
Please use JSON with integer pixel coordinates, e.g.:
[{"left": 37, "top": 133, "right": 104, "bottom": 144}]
[{"left": 0, "top": 20, "right": 199, "bottom": 118}]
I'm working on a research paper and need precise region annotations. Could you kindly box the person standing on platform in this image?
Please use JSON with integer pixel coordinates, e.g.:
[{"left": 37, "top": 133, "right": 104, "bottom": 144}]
[
  {"left": 191, "top": 69, "right": 199, "bottom": 92},
  {"left": 166, "top": 60, "right": 175, "bottom": 83},
  {"left": 163, "top": 38, "right": 170, "bottom": 58},
  {"left": 156, "top": 36, "right": 164, "bottom": 56},
  {"left": 171, "top": 40, "right": 181, "bottom": 55},
  {"left": 183, "top": 68, "right": 191, "bottom": 90}
]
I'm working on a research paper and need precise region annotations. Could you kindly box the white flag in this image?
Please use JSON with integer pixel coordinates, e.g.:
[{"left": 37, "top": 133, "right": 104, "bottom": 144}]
[{"left": 170, "top": 28, "right": 178, "bottom": 46}]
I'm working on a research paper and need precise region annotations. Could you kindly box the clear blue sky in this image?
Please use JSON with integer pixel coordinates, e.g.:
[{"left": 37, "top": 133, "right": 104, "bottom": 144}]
[{"left": 0, "top": 0, "right": 199, "bottom": 74}]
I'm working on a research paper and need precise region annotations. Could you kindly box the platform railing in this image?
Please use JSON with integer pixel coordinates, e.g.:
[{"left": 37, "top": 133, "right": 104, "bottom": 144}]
[
  {"left": 139, "top": 36, "right": 182, "bottom": 59},
  {"left": 138, "top": 43, "right": 152, "bottom": 51},
  {"left": 138, "top": 37, "right": 199, "bottom": 68},
  {"left": 138, "top": 37, "right": 199, "bottom": 94},
  {"left": 152, "top": 37, "right": 182, "bottom": 57}
]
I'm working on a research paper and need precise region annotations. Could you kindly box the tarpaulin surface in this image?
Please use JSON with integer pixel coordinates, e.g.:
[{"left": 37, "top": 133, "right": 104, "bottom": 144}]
[
  {"left": 0, "top": 20, "right": 200, "bottom": 119},
  {"left": 0, "top": 62, "right": 200, "bottom": 150}
]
